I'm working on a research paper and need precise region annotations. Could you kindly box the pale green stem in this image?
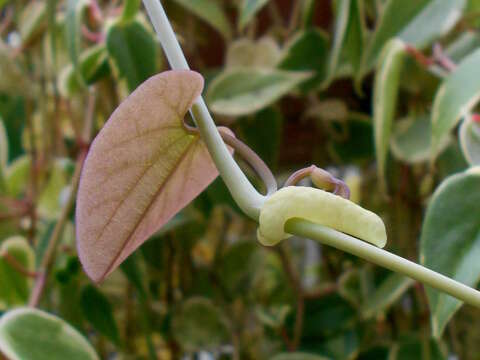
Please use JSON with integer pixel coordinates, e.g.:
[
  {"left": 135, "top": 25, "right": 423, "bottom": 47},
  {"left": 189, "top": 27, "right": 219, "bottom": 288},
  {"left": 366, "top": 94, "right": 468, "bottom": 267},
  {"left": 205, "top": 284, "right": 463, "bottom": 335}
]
[
  {"left": 286, "top": 219, "right": 480, "bottom": 307},
  {"left": 141, "top": 0, "right": 480, "bottom": 307},
  {"left": 142, "top": 0, "right": 266, "bottom": 220}
]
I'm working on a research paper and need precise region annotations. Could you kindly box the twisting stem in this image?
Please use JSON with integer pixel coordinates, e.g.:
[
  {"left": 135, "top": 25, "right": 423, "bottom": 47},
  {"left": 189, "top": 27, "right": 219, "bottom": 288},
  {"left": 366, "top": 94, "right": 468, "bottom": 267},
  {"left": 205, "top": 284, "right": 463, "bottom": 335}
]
[
  {"left": 183, "top": 122, "right": 277, "bottom": 196},
  {"left": 29, "top": 90, "right": 96, "bottom": 307},
  {"left": 142, "top": 0, "right": 267, "bottom": 220}
]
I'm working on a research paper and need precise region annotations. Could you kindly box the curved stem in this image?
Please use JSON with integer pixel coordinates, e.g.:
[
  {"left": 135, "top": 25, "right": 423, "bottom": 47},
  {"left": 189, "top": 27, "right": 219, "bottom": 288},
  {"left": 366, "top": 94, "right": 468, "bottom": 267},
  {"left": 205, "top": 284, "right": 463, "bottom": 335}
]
[
  {"left": 285, "top": 218, "right": 480, "bottom": 308},
  {"left": 142, "top": 0, "right": 266, "bottom": 220}
]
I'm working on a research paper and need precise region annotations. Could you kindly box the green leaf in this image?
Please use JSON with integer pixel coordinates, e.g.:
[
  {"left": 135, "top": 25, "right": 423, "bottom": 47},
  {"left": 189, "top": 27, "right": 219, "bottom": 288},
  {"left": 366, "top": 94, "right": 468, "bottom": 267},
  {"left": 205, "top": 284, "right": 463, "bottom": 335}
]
[
  {"left": 5, "top": 156, "right": 30, "bottom": 198},
  {"left": 65, "top": 0, "right": 90, "bottom": 79},
  {"left": 326, "top": 0, "right": 365, "bottom": 84},
  {"left": 38, "top": 159, "right": 74, "bottom": 219},
  {"left": 431, "top": 48, "right": 480, "bottom": 155},
  {"left": 373, "top": 39, "right": 406, "bottom": 192},
  {"left": 0, "top": 236, "right": 34, "bottom": 309},
  {"left": 271, "top": 353, "right": 329, "bottom": 360},
  {"left": 446, "top": 31, "right": 480, "bottom": 63},
  {"left": 19, "top": 1, "right": 47, "bottom": 46},
  {"left": 106, "top": 19, "right": 157, "bottom": 91},
  {"left": 173, "top": 0, "right": 232, "bottom": 39},
  {"left": 172, "top": 297, "right": 230, "bottom": 352},
  {"left": 0, "top": 42, "right": 30, "bottom": 96},
  {"left": 390, "top": 338, "right": 446, "bottom": 360},
  {"left": 0, "top": 119, "right": 7, "bottom": 170},
  {"left": 76, "top": 71, "right": 223, "bottom": 282},
  {"left": 361, "top": 0, "right": 465, "bottom": 74},
  {"left": 58, "top": 45, "right": 111, "bottom": 97},
  {"left": 226, "top": 37, "right": 280, "bottom": 69},
  {"left": 121, "top": 0, "right": 141, "bottom": 21},
  {"left": 278, "top": 29, "right": 329, "bottom": 91},
  {"left": 420, "top": 169, "right": 480, "bottom": 337},
  {"left": 459, "top": 115, "right": 480, "bottom": 166},
  {"left": 80, "top": 285, "right": 120, "bottom": 345},
  {"left": 391, "top": 115, "right": 448, "bottom": 164},
  {"left": 238, "top": 0, "right": 269, "bottom": 30},
  {"left": 0, "top": 95, "right": 25, "bottom": 162},
  {"left": 0, "top": 308, "right": 99, "bottom": 360},
  {"left": 207, "top": 68, "right": 311, "bottom": 116},
  {"left": 361, "top": 273, "right": 413, "bottom": 319},
  {"left": 300, "top": 0, "right": 316, "bottom": 28}
]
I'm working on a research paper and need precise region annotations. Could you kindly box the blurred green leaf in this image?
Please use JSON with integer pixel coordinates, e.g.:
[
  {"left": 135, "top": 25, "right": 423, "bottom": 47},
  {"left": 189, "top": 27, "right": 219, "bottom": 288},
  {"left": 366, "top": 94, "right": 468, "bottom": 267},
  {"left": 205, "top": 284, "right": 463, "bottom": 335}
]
[
  {"left": 80, "top": 285, "right": 120, "bottom": 345},
  {"left": 361, "top": 273, "right": 413, "bottom": 319},
  {"left": 19, "top": 1, "right": 47, "bottom": 46},
  {"left": 0, "top": 95, "right": 25, "bottom": 162},
  {"left": 5, "top": 156, "right": 30, "bottom": 198},
  {"left": 58, "top": 45, "right": 110, "bottom": 97},
  {"left": 0, "top": 236, "right": 34, "bottom": 309},
  {"left": 390, "top": 338, "right": 446, "bottom": 360},
  {"left": 207, "top": 68, "right": 310, "bottom": 116},
  {"left": 431, "top": 48, "right": 480, "bottom": 155},
  {"left": 420, "top": 169, "right": 480, "bottom": 337},
  {"left": 300, "top": 0, "right": 316, "bottom": 28},
  {"left": 326, "top": 0, "right": 365, "bottom": 85},
  {"left": 173, "top": 0, "right": 232, "bottom": 39},
  {"left": 0, "top": 119, "right": 7, "bottom": 170},
  {"left": 172, "top": 297, "right": 230, "bottom": 352},
  {"left": 238, "top": 0, "right": 269, "bottom": 30},
  {"left": 361, "top": 0, "right": 465, "bottom": 75},
  {"left": 38, "top": 159, "right": 73, "bottom": 219},
  {"left": 226, "top": 37, "right": 280, "bottom": 69},
  {"left": 0, "top": 42, "right": 30, "bottom": 96},
  {"left": 373, "top": 39, "right": 406, "bottom": 192},
  {"left": 446, "top": 31, "right": 480, "bottom": 63},
  {"left": 122, "top": 0, "right": 141, "bottom": 21},
  {"left": 278, "top": 29, "right": 329, "bottom": 91},
  {"left": 0, "top": 308, "right": 99, "bottom": 360},
  {"left": 255, "top": 304, "right": 291, "bottom": 329},
  {"left": 390, "top": 115, "right": 446, "bottom": 164},
  {"left": 459, "top": 114, "right": 480, "bottom": 166},
  {"left": 65, "top": 0, "right": 90, "bottom": 80},
  {"left": 106, "top": 19, "right": 157, "bottom": 91}
]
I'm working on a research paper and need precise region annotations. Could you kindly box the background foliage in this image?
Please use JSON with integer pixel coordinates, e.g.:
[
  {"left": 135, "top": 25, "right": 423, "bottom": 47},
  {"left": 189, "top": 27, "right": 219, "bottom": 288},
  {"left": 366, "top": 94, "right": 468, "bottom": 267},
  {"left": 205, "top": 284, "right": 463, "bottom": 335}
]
[{"left": 0, "top": 0, "right": 480, "bottom": 359}]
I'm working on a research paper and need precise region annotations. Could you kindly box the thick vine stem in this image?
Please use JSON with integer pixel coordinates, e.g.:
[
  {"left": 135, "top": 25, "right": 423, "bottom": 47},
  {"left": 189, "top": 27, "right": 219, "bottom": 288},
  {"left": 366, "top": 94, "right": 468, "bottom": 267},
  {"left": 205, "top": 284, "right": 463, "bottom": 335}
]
[
  {"left": 285, "top": 219, "right": 480, "bottom": 308},
  {"left": 142, "top": 0, "right": 267, "bottom": 220}
]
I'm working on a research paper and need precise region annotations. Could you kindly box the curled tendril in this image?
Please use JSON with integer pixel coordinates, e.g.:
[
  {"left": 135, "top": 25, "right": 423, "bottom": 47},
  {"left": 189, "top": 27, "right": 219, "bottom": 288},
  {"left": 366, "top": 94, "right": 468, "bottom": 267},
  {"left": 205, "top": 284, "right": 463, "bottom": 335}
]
[
  {"left": 183, "top": 121, "right": 278, "bottom": 196},
  {"left": 284, "top": 165, "right": 350, "bottom": 199}
]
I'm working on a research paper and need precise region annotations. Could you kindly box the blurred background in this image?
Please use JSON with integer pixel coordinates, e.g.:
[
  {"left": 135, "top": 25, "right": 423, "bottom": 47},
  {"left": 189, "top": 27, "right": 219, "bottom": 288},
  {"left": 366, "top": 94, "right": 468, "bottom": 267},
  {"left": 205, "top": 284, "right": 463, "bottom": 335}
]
[{"left": 1, "top": 0, "right": 480, "bottom": 359}]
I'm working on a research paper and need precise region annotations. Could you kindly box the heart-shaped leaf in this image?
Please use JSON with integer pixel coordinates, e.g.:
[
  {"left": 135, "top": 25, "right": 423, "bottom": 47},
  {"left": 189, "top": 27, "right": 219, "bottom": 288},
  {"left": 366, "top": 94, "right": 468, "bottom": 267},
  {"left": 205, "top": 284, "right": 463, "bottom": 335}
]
[
  {"left": 459, "top": 114, "right": 480, "bottom": 166},
  {"left": 0, "top": 308, "right": 99, "bottom": 360},
  {"left": 431, "top": 48, "right": 480, "bottom": 155},
  {"left": 420, "top": 169, "right": 480, "bottom": 337},
  {"left": 76, "top": 70, "right": 223, "bottom": 282}
]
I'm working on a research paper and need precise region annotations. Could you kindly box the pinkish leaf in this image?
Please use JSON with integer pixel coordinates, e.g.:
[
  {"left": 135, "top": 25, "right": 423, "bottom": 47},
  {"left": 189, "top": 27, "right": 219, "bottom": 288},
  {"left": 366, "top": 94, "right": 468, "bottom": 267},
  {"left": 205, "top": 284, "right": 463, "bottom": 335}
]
[{"left": 76, "top": 70, "right": 222, "bottom": 282}]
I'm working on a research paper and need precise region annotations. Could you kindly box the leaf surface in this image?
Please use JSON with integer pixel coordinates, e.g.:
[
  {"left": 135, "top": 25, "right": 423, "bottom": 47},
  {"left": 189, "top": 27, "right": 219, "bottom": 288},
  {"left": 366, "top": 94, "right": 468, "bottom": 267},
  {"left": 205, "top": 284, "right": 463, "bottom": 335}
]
[
  {"left": 174, "top": 0, "right": 232, "bottom": 39},
  {"left": 420, "top": 169, "right": 480, "bottom": 337},
  {"left": 207, "top": 68, "right": 310, "bottom": 116},
  {"left": 0, "top": 308, "right": 98, "bottom": 360},
  {"left": 238, "top": 0, "right": 269, "bottom": 30},
  {"left": 361, "top": 0, "right": 465, "bottom": 74},
  {"left": 372, "top": 39, "right": 406, "bottom": 192},
  {"left": 76, "top": 70, "right": 222, "bottom": 282},
  {"left": 0, "top": 236, "right": 34, "bottom": 309},
  {"left": 432, "top": 48, "right": 480, "bottom": 155},
  {"left": 459, "top": 114, "right": 480, "bottom": 166}
]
